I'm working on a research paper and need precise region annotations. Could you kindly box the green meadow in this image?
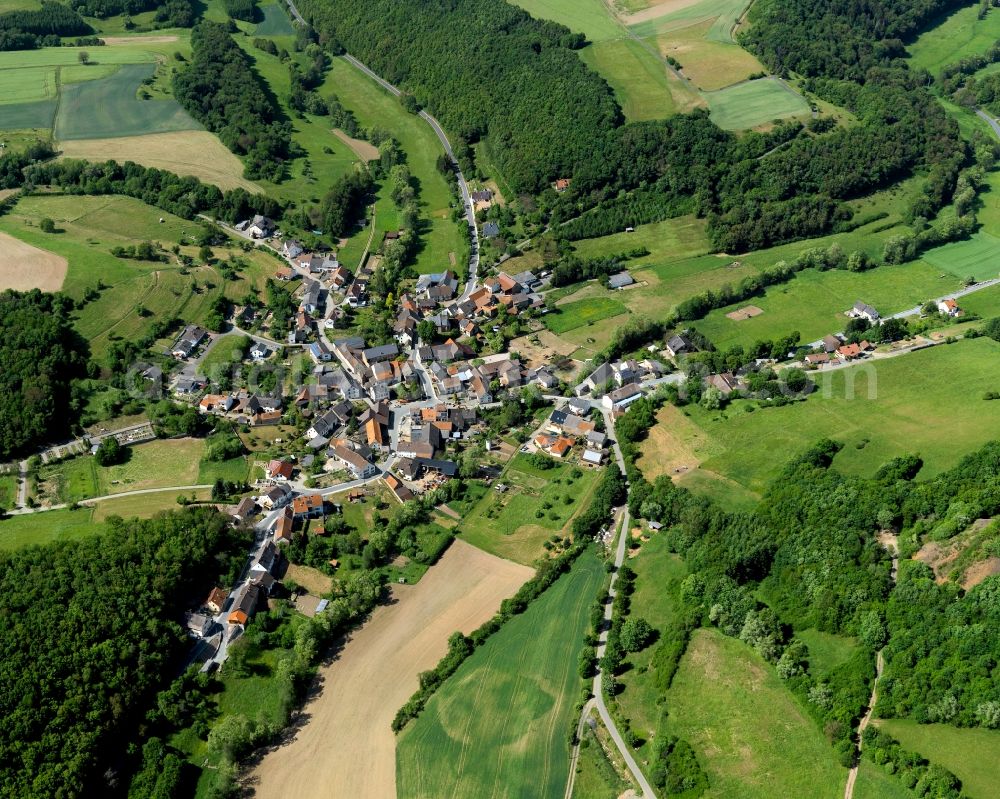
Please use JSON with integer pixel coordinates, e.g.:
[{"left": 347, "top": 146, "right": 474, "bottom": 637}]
[
  {"left": 665, "top": 628, "right": 845, "bottom": 799},
  {"left": 0, "top": 508, "right": 107, "bottom": 551},
  {"left": 907, "top": 2, "right": 1000, "bottom": 73},
  {"left": 694, "top": 260, "right": 959, "bottom": 349},
  {"left": 397, "top": 550, "right": 604, "bottom": 799},
  {"left": 875, "top": 720, "right": 1000, "bottom": 799},
  {"left": 646, "top": 338, "right": 1000, "bottom": 499},
  {"left": 705, "top": 77, "right": 811, "bottom": 129},
  {"left": 629, "top": 0, "right": 750, "bottom": 41},
  {"left": 578, "top": 37, "right": 682, "bottom": 121},
  {"left": 920, "top": 232, "right": 1000, "bottom": 282},
  {"left": 511, "top": 0, "right": 623, "bottom": 42},
  {"left": 458, "top": 454, "right": 601, "bottom": 565},
  {"left": 545, "top": 296, "right": 628, "bottom": 333},
  {"left": 255, "top": 3, "right": 295, "bottom": 36}
]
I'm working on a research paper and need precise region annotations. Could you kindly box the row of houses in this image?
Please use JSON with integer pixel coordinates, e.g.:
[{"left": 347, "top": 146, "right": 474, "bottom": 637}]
[{"left": 198, "top": 390, "right": 284, "bottom": 426}]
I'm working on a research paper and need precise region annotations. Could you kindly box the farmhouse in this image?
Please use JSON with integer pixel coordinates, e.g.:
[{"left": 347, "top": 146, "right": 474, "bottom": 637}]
[
  {"left": 266, "top": 459, "right": 294, "bottom": 481},
  {"left": 576, "top": 363, "right": 613, "bottom": 397},
  {"left": 664, "top": 334, "right": 693, "bottom": 358},
  {"left": 246, "top": 215, "right": 276, "bottom": 239},
  {"left": 330, "top": 444, "right": 378, "bottom": 479},
  {"left": 937, "top": 298, "right": 961, "bottom": 317},
  {"left": 821, "top": 334, "right": 843, "bottom": 353},
  {"left": 805, "top": 353, "right": 830, "bottom": 365},
  {"left": 706, "top": 372, "right": 743, "bottom": 397},
  {"left": 848, "top": 301, "right": 881, "bottom": 324},
  {"left": 283, "top": 239, "right": 304, "bottom": 259}
]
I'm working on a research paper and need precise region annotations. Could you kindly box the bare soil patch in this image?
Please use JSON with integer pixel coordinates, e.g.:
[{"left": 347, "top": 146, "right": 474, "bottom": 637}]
[
  {"left": 58, "top": 132, "right": 259, "bottom": 192},
  {"left": 0, "top": 231, "right": 68, "bottom": 291},
  {"left": 725, "top": 304, "right": 764, "bottom": 321},
  {"left": 962, "top": 557, "right": 1000, "bottom": 589},
  {"left": 0, "top": 188, "right": 19, "bottom": 202},
  {"left": 100, "top": 35, "right": 180, "bottom": 45},
  {"left": 623, "top": 0, "right": 704, "bottom": 26},
  {"left": 509, "top": 329, "right": 580, "bottom": 373},
  {"left": 333, "top": 128, "right": 379, "bottom": 161},
  {"left": 251, "top": 540, "right": 532, "bottom": 799}
]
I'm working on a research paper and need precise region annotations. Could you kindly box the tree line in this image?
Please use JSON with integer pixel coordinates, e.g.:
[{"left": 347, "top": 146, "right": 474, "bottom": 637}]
[
  {"left": 173, "top": 21, "right": 292, "bottom": 181},
  {"left": 0, "top": 1, "right": 91, "bottom": 50}
]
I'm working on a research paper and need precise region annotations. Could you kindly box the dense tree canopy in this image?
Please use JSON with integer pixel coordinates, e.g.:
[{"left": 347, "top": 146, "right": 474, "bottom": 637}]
[
  {"left": 0, "top": 290, "right": 88, "bottom": 458},
  {"left": 173, "top": 21, "right": 291, "bottom": 181},
  {"left": 0, "top": 508, "right": 250, "bottom": 797}
]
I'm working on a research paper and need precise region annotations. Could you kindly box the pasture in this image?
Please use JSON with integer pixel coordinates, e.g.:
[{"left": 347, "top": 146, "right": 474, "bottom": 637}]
[
  {"left": 59, "top": 131, "right": 258, "bottom": 192},
  {"left": 512, "top": 0, "right": 622, "bottom": 42},
  {"left": 0, "top": 231, "right": 67, "bottom": 291},
  {"left": 615, "top": 535, "right": 689, "bottom": 760},
  {"left": 874, "top": 719, "right": 1000, "bottom": 799},
  {"left": 0, "top": 508, "right": 107, "bottom": 551},
  {"left": 396, "top": 549, "right": 604, "bottom": 799},
  {"left": 907, "top": 3, "right": 1000, "bottom": 73},
  {"left": 89, "top": 488, "right": 212, "bottom": 521},
  {"left": 252, "top": 541, "right": 533, "bottom": 799},
  {"left": 919, "top": 232, "right": 1000, "bottom": 282},
  {"left": 545, "top": 296, "right": 628, "bottom": 333},
  {"left": 458, "top": 454, "right": 601, "bottom": 564},
  {"left": 705, "top": 77, "right": 811, "bottom": 129},
  {"left": 640, "top": 338, "right": 1000, "bottom": 500},
  {"left": 694, "top": 260, "right": 960, "bottom": 349},
  {"left": 852, "top": 761, "right": 912, "bottom": 799},
  {"left": 958, "top": 283, "right": 1000, "bottom": 318},
  {"left": 665, "top": 628, "right": 845, "bottom": 799}
]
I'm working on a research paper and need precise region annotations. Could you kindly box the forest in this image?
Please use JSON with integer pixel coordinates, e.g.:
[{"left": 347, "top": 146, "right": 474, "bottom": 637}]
[
  {"left": 172, "top": 21, "right": 291, "bottom": 182},
  {"left": 0, "top": 2, "right": 91, "bottom": 50},
  {"left": 0, "top": 508, "right": 251, "bottom": 798},
  {"left": 0, "top": 290, "right": 89, "bottom": 460},
  {"left": 294, "top": 0, "right": 965, "bottom": 254}
]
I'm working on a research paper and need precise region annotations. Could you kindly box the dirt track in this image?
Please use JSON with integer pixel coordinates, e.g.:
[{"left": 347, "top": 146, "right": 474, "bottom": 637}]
[
  {"left": 251, "top": 540, "right": 533, "bottom": 799},
  {"left": 0, "top": 231, "right": 68, "bottom": 291}
]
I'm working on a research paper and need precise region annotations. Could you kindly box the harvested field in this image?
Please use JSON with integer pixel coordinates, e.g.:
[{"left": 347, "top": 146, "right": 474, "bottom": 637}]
[
  {"left": 283, "top": 563, "right": 333, "bottom": 596},
  {"left": 58, "top": 132, "right": 258, "bottom": 192},
  {"left": 623, "top": 0, "right": 704, "bottom": 25},
  {"left": 0, "top": 230, "right": 67, "bottom": 290},
  {"left": 251, "top": 540, "right": 532, "bottom": 799},
  {"left": 333, "top": 128, "right": 379, "bottom": 161},
  {"left": 725, "top": 304, "right": 763, "bottom": 321}
]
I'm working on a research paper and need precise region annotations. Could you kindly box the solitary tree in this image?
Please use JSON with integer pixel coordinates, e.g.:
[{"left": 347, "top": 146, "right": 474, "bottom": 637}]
[
  {"left": 39, "top": 218, "right": 55, "bottom": 233},
  {"left": 78, "top": 51, "right": 90, "bottom": 65}
]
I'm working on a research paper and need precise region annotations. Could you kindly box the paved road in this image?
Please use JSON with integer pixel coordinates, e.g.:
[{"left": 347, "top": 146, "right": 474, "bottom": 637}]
[
  {"left": 565, "top": 411, "right": 658, "bottom": 798},
  {"left": 976, "top": 108, "right": 1000, "bottom": 139},
  {"left": 339, "top": 53, "right": 480, "bottom": 300}
]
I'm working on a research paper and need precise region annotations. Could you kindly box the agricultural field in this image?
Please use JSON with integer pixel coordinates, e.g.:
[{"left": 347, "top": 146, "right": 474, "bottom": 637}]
[
  {"left": 654, "top": 18, "right": 765, "bottom": 90},
  {"left": 958, "top": 282, "right": 1000, "bottom": 318},
  {"left": 396, "top": 549, "right": 604, "bottom": 799},
  {"left": 694, "top": 260, "right": 960, "bottom": 349},
  {"left": 59, "top": 132, "right": 257, "bottom": 192},
  {"left": 874, "top": 720, "right": 1000, "bottom": 799},
  {"left": 615, "top": 535, "right": 689, "bottom": 761},
  {"left": 458, "top": 454, "right": 602, "bottom": 564},
  {"left": 252, "top": 541, "right": 533, "bottom": 799},
  {"left": 664, "top": 628, "right": 845, "bottom": 799},
  {"left": 627, "top": 0, "right": 751, "bottom": 40},
  {"left": 705, "top": 77, "right": 811, "bottom": 130},
  {"left": 639, "top": 337, "right": 1000, "bottom": 500},
  {"left": 0, "top": 230, "right": 67, "bottom": 291},
  {"left": 512, "top": 0, "right": 623, "bottom": 42},
  {"left": 919, "top": 232, "right": 1000, "bottom": 282},
  {"left": 907, "top": 2, "right": 1000, "bottom": 73}
]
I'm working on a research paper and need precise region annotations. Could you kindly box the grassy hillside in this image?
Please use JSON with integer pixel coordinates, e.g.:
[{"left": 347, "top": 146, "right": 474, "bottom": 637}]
[
  {"left": 665, "top": 628, "right": 845, "bottom": 799},
  {"left": 396, "top": 549, "right": 604, "bottom": 799}
]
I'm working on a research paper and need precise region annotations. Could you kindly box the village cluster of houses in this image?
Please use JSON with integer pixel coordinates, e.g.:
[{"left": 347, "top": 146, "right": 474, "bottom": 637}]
[{"left": 534, "top": 404, "right": 609, "bottom": 465}]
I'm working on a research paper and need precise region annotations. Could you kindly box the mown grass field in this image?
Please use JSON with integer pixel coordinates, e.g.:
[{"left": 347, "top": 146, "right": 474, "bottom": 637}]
[
  {"left": 512, "top": 0, "right": 623, "bottom": 42},
  {"left": 616, "top": 535, "right": 688, "bottom": 761},
  {"left": 907, "top": 3, "right": 1000, "bottom": 73},
  {"left": 545, "top": 296, "right": 628, "bottom": 333},
  {"left": 641, "top": 338, "right": 1000, "bottom": 500},
  {"left": 396, "top": 549, "right": 604, "bottom": 799},
  {"left": 459, "top": 454, "right": 601, "bottom": 564},
  {"left": 628, "top": 0, "right": 750, "bottom": 41},
  {"left": 959, "top": 283, "right": 1000, "bottom": 318},
  {"left": 322, "top": 57, "right": 468, "bottom": 275},
  {"left": 579, "top": 37, "right": 688, "bottom": 120},
  {"left": 705, "top": 77, "right": 811, "bottom": 129},
  {"left": 694, "top": 260, "right": 960, "bottom": 349},
  {"left": 919, "top": 232, "right": 1000, "bottom": 282},
  {"left": 0, "top": 474, "right": 17, "bottom": 509},
  {"left": 90, "top": 488, "right": 212, "bottom": 521},
  {"left": 0, "top": 508, "right": 107, "bottom": 551},
  {"left": 874, "top": 719, "right": 1000, "bottom": 799},
  {"left": 665, "top": 628, "right": 845, "bottom": 799}
]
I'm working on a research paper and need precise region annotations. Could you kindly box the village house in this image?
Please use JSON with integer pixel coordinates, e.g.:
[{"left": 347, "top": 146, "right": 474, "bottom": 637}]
[
  {"left": 706, "top": 372, "right": 743, "bottom": 397},
  {"left": 231, "top": 497, "right": 258, "bottom": 526},
  {"left": 185, "top": 612, "right": 213, "bottom": 638},
  {"left": 937, "top": 298, "right": 961, "bottom": 317},
  {"left": 171, "top": 325, "right": 207, "bottom": 359},
  {"left": 607, "top": 271, "right": 634, "bottom": 290},
  {"left": 272, "top": 506, "right": 295, "bottom": 545},
  {"left": 821, "top": 334, "right": 843, "bottom": 353},
  {"left": 204, "top": 586, "right": 229, "bottom": 614},
  {"left": 576, "top": 362, "right": 613, "bottom": 397},
  {"left": 582, "top": 448, "right": 605, "bottom": 466},
  {"left": 199, "top": 394, "right": 235, "bottom": 414},
  {"left": 259, "top": 483, "right": 293, "bottom": 510},
  {"left": 664, "top": 333, "right": 693, "bottom": 358},
  {"left": 250, "top": 541, "right": 278, "bottom": 576},
  {"left": 805, "top": 353, "right": 831, "bottom": 366},
  {"left": 603, "top": 383, "right": 643, "bottom": 411},
  {"left": 275, "top": 266, "right": 297, "bottom": 282},
  {"left": 245, "top": 215, "right": 276, "bottom": 239},
  {"left": 482, "top": 221, "right": 500, "bottom": 238},
  {"left": 283, "top": 239, "right": 304, "bottom": 259},
  {"left": 227, "top": 582, "right": 261, "bottom": 627},
  {"left": 266, "top": 459, "right": 294, "bottom": 481},
  {"left": 330, "top": 444, "right": 378, "bottom": 479},
  {"left": 385, "top": 474, "right": 415, "bottom": 503},
  {"left": 292, "top": 493, "right": 325, "bottom": 519}
]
